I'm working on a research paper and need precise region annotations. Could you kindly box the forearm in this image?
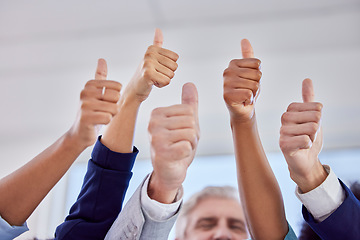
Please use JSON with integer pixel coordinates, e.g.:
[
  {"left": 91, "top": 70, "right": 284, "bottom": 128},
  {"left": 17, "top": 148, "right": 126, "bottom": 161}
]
[
  {"left": 0, "top": 131, "right": 85, "bottom": 226},
  {"left": 101, "top": 91, "right": 141, "bottom": 153},
  {"left": 55, "top": 139, "right": 137, "bottom": 240},
  {"left": 231, "top": 116, "right": 288, "bottom": 240}
]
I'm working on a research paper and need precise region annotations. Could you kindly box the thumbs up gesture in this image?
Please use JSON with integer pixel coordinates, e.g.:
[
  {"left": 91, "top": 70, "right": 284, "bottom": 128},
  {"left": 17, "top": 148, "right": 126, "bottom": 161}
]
[
  {"left": 147, "top": 83, "right": 200, "bottom": 203},
  {"left": 124, "top": 28, "right": 179, "bottom": 103},
  {"left": 69, "top": 59, "right": 122, "bottom": 149},
  {"left": 223, "top": 39, "right": 262, "bottom": 122},
  {"left": 279, "top": 78, "right": 327, "bottom": 192}
]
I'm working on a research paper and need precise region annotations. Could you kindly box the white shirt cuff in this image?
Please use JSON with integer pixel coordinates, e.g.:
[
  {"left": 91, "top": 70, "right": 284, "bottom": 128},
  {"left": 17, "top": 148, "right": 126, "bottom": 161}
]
[
  {"left": 295, "top": 165, "right": 346, "bottom": 222},
  {"left": 0, "top": 216, "right": 29, "bottom": 240},
  {"left": 140, "top": 173, "right": 183, "bottom": 221}
]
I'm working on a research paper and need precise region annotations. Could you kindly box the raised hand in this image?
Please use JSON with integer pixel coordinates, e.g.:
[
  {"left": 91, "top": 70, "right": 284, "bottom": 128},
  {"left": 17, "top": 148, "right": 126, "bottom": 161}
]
[
  {"left": 279, "top": 78, "right": 327, "bottom": 192},
  {"left": 124, "top": 28, "right": 179, "bottom": 103},
  {"left": 148, "top": 83, "right": 200, "bottom": 203},
  {"left": 223, "top": 39, "right": 262, "bottom": 122},
  {"left": 69, "top": 59, "right": 121, "bottom": 148}
]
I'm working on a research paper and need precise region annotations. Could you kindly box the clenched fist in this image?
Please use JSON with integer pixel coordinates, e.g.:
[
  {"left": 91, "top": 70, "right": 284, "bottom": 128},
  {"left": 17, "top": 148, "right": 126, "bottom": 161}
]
[
  {"left": 148, "top": 83, "right": 199, "bottom": 203},
  {"left": 223, "top": 39, "right": 262, "bottom": 122},
  {"left": 279, "top": 78, "right": 327, "bottom": 193},
  {"left": 69, "top": 59, "right": 121, "bottom": 149}
]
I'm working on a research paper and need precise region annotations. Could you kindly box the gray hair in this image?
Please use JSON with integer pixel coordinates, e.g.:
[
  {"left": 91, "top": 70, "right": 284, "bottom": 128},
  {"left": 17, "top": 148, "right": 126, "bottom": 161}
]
[{"left": 175, "top": 186, "right": 240, "bottom": 239}]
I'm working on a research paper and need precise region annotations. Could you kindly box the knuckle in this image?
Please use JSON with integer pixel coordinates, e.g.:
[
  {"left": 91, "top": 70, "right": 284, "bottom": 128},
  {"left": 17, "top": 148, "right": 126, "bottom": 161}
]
[
  {"left": 151, "top": 107, "right": 162, "bottom": 116},
  {"left": 172, "top": 61, "right": 179, "bottom": 70},
  {"left": 279, "top": 137, "right": 287, "bottom": 150},
  {"left": 146, "top": 45, "right": 155, "bottom": 52},
  {"left": 279, "top": 126, "right": 287, "bottom": 136},
  {"left": 281, "top": 113, "right": 290, "bottom": 124},
  {"left": 310, "top": 122, "right": 318, "bottom": 133},
  {"left": 144, "top": 51, "right": 156, "bottom": 60},
  {"left": 256, "top": 70, "right": 262, "bottom": 79},
  {"left": 314, "top": 112, "right": 322, "bottom": 122},
  {"left": 80, "top": 89, "right": 88, "bottom": 99},
  {"left": 253, "top": 81, "right": 260, "bottom": 91},
  {"left": 222, "top": 68, "right": 230, "bottom": 78},
  {"left": 229, "top": 59, "right": 238, "bottom": 66},
  {"left": 316, "top": 102, "right": 323, "bottom": 111},
  {"left": 111, "top": 104, "right": 119, "bottom": 115},
  {"left": 173, "top": 52, "right": 180, "bottom": 61},
  {"left": 80, "top": 101, "right": 90, "bottom": 111},
  {"left": 287, "top": 102, "right": 296, "bottom": 111},
  {"left": 85, "top": 80, "right": 95, "bottom": 87},
  {"left": 254, "top": 58, "right": 262, "bottom": 67}
]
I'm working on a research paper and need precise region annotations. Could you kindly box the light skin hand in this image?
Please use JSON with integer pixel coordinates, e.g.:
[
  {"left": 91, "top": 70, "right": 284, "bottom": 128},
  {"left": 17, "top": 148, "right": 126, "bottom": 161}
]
[
  {"left": 68, "top": 58, "right": 121, "bottom": 149},
  {"left": 279, "top": 78, "right": 327, "bottom": 193},
  {"left": 223, "top": 39, "right": 262, "bottom": 123},
  {"left": 101, "top": 29, "right": 179, "bottom": 153},
  {"left": 148, "top": 83, "right": 200, "bottom": 204},
  {"left": 123, "top": 28, "right": 179, "bottom": 103},
  {"left": 0, "top": 59, "right": 121, "bottom": 226}
]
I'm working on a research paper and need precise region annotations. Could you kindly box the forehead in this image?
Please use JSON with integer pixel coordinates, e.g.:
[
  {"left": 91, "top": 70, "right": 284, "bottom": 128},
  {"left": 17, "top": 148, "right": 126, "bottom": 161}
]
[{"left": 188, "top": 197, "right": 246, "bottom": 222}]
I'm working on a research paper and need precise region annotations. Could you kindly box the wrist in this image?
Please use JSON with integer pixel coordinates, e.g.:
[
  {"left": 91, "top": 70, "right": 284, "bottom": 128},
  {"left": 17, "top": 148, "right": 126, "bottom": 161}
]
[
  {"left": 63, "top": 129, "right": 88, "bottom": 154},
  {"left": 119, "top": 88, "right": 144, "bottom": 108},
  {"left": 148, "top": 173, "right": 180, "bottom": 204},
  {"left": 62, "top": 123, "right": 91, "bottom": 151},
  {"left": 291, "top": 161, "right": 328, "bottom": 193},
  {"left": 230, "top": 113, "right": 257, "bottom": 130}
]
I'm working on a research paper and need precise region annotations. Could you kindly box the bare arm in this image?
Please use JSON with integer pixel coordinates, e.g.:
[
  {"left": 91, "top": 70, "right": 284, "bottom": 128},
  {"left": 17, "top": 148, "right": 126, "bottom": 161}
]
[
  {"left": 223, "top": 39, "right": 288, "bottom": 240},
  {"left": 0, "top": 59, "right": 121, "bottom": 226},
  {"left": 101, "top": 29, "right": 179, "bottom": 153}
]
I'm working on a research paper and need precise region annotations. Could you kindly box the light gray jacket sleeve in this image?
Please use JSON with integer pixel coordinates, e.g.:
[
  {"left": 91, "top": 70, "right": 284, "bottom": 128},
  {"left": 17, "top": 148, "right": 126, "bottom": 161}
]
[{"left": 105, "top": 175, "right": 180, "bottom": 240}]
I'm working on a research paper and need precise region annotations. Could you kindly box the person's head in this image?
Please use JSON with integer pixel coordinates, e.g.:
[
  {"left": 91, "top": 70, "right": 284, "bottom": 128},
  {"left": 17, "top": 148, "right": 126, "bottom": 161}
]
[{"left": 175, "top": 186, "right": 249, "bottom": 240}]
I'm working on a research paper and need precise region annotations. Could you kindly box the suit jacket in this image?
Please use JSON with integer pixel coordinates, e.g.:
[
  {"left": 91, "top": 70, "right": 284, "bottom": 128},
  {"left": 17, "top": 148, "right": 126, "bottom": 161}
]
[
  {"left": 303, "top": 180, "right": 360, "bottom": 240},
  {"left": 105, "top": 175, "right": 179, "bottom": 240},
  {"left": 55, "top": 137, "right": 138, "bottom": 240}
]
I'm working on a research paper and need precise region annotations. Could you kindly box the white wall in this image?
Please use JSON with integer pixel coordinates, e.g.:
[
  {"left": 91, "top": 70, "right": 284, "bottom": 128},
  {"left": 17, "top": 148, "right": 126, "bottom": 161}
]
[{"left": 0, "top": 1, "right": 359, "bottom": 238}]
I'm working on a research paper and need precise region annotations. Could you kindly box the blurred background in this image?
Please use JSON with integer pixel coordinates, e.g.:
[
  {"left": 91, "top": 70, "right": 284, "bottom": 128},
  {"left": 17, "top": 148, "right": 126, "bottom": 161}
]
[{"left": 0, "top": 0, "right": 359, "bottom": 239}]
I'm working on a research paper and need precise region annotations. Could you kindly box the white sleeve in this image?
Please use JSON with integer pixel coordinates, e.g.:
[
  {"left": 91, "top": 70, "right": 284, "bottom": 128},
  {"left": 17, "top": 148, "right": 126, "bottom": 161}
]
[
  {"left": 295, "top": 165, "right": 346, "bottom": 222},
  {"left": 140, "top": 173, "right": 183, "bottom": 221},
  {"left": 0, "top": 216, "right": 28, "bottom": 240}
]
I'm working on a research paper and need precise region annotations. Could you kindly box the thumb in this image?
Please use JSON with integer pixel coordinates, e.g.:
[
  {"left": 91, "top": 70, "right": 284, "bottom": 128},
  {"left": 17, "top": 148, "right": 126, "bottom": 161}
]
[
  {"left": 153, "top": 28, "right": 163, "bottom": 47},
  {"left": 241, "top": 39, "right": 254, "bottom": 59},
  {"left": 181, "top": 82, "right": 198, "bottom": 107},
  {"left": 182, "top": 82, "right": 199, "bottom": 119},
  {"left": 95, "top": 58, "right": 108, "bottom": 80},
  {"left": 302, "top": 78, "right": 315, "bottom": 103}
]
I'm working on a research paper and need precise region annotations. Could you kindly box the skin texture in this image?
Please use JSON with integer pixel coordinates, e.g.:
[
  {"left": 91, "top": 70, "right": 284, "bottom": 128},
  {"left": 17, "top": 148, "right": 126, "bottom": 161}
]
[
  {"left": 101, "top": 28, "right": 197, "bottom": 205},
  {"left": 148, "top": 82, "right": 200, "bottom": 203},
  {"left": 223, "top": 39, "right": 288, "bottom": 240},
  {"left": 181, "top": 197, "right": 249, "bottom": 240},
  {"left": 101, "top": 28, "right": 179, "bottom": 154},
  {"left": 0, "top": 59, "right": 121, "bottom": 226},
  {"left": 279, "top": 78, "right": 327, "bottom": 193}
]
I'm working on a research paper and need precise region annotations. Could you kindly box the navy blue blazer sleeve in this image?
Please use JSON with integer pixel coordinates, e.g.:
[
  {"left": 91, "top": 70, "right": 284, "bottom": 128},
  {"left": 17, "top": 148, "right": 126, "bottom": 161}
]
[
  {"left": 55, "top": 137, "right": 138, "bottom": 240},
  {"left": 302, "top": 179, "right": 360, "bottom": 240}
]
